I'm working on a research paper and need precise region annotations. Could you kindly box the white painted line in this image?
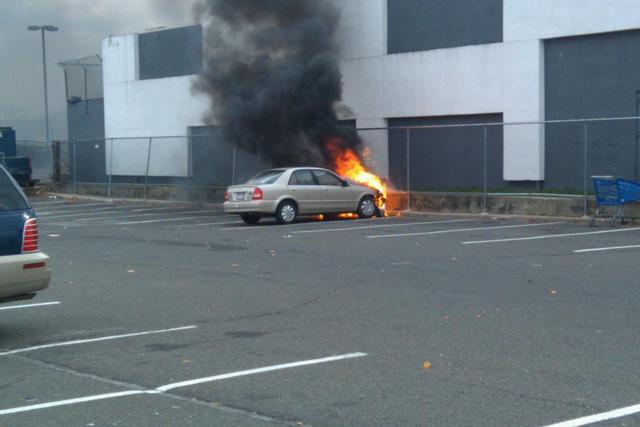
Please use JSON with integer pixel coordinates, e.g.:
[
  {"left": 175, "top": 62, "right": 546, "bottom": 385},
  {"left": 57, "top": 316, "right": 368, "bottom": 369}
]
[
  {"left": 540, "top": 402, "right": 640, "bottom": 427},
  {"left": 76, "top": 208, "right": 198, "bottom": 221},
  {"left": 366, "top": 222, "right": 563, "bottom": 239},
  {"left": 36, "top": 202, "right": 114, "bottom": 212},
  {"left": 156, "top": 352, "right": 368, "bottom": 392},
  {"left": 462, "top": 226, "right": 640, "bottom": 245},
  {"left": 221, "top": 216, "right": 393, "bottom": 231},
  {"left": 116, "top": 213, "right": 217, "bottom": 225},
  {"left": 0, "top": 390, "right": 153, "bottom": 415},
  {"left": 166, "top": 221, "right": 238, "bottom": 228},
  {"left": 0, "top": 351, "right": 366, "bottom": 416},
  {"left": 574, "top": 244, "right": 640, "bottom": 253},
  {"left": 292, "top": 219, "right": 471, "bottom": 234},
  {"left": 0, "top": 301, "right": 60, "bottom": 311},
  {"left": 30, "top": 201, "right": 66, "bottom": 206},
  {"left": 38, "top": 207, "right": 140, "bottom": 219},
  {"left": 0, "top": 325, "right": 196, "bottom": 356}
]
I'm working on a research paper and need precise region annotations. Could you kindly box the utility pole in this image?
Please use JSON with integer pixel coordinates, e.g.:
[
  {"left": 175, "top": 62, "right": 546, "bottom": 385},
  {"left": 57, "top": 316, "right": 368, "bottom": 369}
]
[{"left": 28, "top": 25, "right": 58, "bottom": 142}]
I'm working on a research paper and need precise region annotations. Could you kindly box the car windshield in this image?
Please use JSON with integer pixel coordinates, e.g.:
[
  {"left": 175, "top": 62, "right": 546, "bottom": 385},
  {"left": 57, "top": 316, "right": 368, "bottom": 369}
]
[
  {"left": 246, "top": 169, "right": 284, "bottom": 185},
  {"left": 0, "top": 168, "right": 29, "bottom": 211}
]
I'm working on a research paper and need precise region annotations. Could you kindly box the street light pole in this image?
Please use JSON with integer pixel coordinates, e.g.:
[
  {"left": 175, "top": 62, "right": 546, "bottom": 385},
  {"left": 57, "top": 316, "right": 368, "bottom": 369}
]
[{"left": 28, "top": 25, "right": 58, "bottom": 143}]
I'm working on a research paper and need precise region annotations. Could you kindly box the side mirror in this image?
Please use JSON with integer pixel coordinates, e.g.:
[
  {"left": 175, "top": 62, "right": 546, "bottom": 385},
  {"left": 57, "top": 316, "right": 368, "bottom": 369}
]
[{"left": 342, "top": 179, "right": 349, "bottom": 187}]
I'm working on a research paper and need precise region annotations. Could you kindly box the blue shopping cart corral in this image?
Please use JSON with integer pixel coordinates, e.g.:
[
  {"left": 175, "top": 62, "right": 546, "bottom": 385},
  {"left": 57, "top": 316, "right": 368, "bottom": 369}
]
[{"left": 591, "top": 176, "right": 640, "bottom": 225}]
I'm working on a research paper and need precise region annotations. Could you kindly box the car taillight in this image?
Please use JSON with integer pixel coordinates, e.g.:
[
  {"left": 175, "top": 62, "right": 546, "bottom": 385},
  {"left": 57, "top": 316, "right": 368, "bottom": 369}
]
[
  {"left": 252, "top": 187, "right": 263, "bottom": 200},
  {"left": 22, "top": 218, "right": 39, "bottom": 253},
  {"left": 224, "top": 191, "right": 229, "bottom": 201}
]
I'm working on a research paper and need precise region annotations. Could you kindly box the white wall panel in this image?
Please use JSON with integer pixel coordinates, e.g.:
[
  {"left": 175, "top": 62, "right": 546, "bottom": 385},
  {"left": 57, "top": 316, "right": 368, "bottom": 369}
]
[
  {"left": 505, "top": 0, "right": 640, "bottom": 42},
  {"left": 341, "top": 43, "right": 503, "bottom": 120},
  {"left": 102, "top": 34, "right": 208, "bottom": 177}
]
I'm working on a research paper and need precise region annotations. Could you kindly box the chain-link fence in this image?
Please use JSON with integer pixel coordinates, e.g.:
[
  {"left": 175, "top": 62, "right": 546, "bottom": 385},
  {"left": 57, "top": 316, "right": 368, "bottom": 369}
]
[
  {"left": 38, "top": 116, "right": 640, "bottom": 213},
  {"left": 375, "top": 116, "right": 640, "bottom": 215},
  {"left": 53, "top": 135, "right": 268, "bottom": 202}
]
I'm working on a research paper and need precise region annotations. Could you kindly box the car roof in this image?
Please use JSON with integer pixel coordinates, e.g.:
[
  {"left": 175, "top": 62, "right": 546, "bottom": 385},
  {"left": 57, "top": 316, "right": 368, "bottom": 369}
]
[{"left": 285, "top": 167, "right": 332, "bottom": 172}]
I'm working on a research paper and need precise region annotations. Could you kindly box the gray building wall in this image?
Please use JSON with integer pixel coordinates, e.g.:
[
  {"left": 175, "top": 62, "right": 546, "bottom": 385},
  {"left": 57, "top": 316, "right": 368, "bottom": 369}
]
[
  {"left": 189, "top": 126, "right": 270, "bottom": 186},
  {"left": 387, "top": 0, "right": 503, "bottom": 54},
  {"left": 139, "top": 25, "right": 203, "bottom": 80},
  {"left": 67, "top": 98, "right": 106, "bottom": 182},
  {"left": 388, "top": 114, "right": 504, "bottom": 191},
  {"left": 545, "top": 30, "right": 640, "bottom": 191}
]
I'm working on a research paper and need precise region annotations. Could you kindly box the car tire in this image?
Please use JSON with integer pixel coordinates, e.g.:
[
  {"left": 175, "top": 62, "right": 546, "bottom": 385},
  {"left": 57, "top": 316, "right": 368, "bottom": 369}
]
[
  {"left": 275, "top": 200, "right": 297, "bottom": 224},
  {"left": 357, "top": 195, "right": 376, "bottom": 219},
  {"left": 240, "top": 213, "right": 260, "bottom": 225}
]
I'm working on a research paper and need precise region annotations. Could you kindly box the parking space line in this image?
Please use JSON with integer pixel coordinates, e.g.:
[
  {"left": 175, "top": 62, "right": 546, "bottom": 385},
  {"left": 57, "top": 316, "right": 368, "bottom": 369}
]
[
  {"left": 36, "top": 202, "right": 115, "bottom": 212},
  {"left": 166, "top": 220, "right": 239, "bottom": 228},
  {"left": 116, "top": 213, "right": 219, "bottom": 225},
  {"left": 574, "top": 244, "right": 640, "bottom": 253},
  {"left": 30, "top": 201, "right": 67, "bottom": 206},
  {"left": 0, "top": 301, "right": 60, "bottom": 311},
  {"left": 367, "top": 222, "right": 562, "bottom": 239},
  {"left": 540, "top": 402, "right": 640, "bottom": 427},
  {"left": 0, "top": 325, "right": 196, "bottom": 356},
  {"left": 156, "top": 352, "right": 368, "bottom": 391},
  {"left": 38, "top": 207, "right": 144, "bottom": 219},
  {"left": 221, "top": 216, "right": 393, "bottom": 231},
  {"left": 462, "top": 226, "right": 640, "bottom": 245},
  {"left": 76, "top": 208, "right": 204, "bottom": 221},
  {"left": 0, "top": 352, "right": 366, "bottom": 415},
  {"left": 0, "top": 390, "right": 153, "bottom": 415},
  {"left": 292, "top": 219, "right": 471, "bottom": 234},
  {"left": 74, "top": 208, "right": 217, "bottom": 223}
]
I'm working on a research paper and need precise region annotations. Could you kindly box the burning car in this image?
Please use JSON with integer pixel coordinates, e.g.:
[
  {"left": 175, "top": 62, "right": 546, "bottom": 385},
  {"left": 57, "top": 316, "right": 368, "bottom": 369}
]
[{"left": 224, "top": 167, "right": 384, "bottom": 225}]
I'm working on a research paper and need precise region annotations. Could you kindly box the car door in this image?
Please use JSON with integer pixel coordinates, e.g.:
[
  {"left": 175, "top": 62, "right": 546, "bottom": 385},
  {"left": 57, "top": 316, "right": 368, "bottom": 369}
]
[
  {"left": 287, "top": 169, "right": 324, "bottom": 213},
  {"left": 312, "top": 170, "right": 355, "bottom": 212}
]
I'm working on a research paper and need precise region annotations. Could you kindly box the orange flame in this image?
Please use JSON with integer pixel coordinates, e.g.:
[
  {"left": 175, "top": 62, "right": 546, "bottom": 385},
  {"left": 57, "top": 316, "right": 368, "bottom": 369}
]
[{"left": 326, "top": 138, "right": 387, "bottom": 209}]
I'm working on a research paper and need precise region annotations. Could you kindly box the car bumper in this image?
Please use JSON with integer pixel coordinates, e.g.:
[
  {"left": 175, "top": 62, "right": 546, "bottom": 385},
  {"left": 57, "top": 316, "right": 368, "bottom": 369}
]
[
  {"left": 0, "top": 252, "right": 51, "bottom": 301},
  {"left": 223, "top": 200, "right": 278, "bottom": 214}
]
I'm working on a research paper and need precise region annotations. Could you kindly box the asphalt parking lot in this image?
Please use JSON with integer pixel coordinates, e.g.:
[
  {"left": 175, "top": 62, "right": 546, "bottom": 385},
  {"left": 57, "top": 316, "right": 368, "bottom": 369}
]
[{"left": 1, "top": 196, "right": 640, "bottom": 426}]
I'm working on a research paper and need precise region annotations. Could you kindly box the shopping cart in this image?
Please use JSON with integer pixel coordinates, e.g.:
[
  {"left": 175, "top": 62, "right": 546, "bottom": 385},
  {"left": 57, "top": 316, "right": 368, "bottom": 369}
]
[{"left": 591, "top": 176, "right": 640, "bottom": 226}]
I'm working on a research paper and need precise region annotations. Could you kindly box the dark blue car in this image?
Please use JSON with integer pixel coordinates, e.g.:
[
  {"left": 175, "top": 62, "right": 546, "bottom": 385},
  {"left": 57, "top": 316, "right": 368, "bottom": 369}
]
[{"left": 0, "top": 165, "right": 50, "bottom": 303}]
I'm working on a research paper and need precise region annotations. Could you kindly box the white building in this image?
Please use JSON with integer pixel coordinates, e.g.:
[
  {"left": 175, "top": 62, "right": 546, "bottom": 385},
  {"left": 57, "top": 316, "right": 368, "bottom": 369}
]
[{"left": 93, "top": 1, "right": 640, "bottom": 190}]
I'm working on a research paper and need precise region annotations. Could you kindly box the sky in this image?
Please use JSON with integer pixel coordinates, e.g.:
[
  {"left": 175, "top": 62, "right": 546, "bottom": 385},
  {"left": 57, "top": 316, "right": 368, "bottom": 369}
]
[{"left": 0, "top": 0, "right": 197, "bottom": 141}]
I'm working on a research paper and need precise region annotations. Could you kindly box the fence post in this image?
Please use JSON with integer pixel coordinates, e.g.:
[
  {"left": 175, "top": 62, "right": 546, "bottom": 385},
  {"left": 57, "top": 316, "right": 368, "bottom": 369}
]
[
  {"left": 72, "top": 138, "right": 77, "bottom": 194},
  {"left": 108, "top": 138, "right": 113, "bottom": 198},
  {"left": 483, "top": 124, "right": 488, "bottom": 215},
  {"left": 231, "top": 148, "right": 237, "bottom": 185},
  {"left": 144, "top": 137, "right": 152, "bottom": 200},
  {"left": 406, "top": 128, "right": 411, "bottom": 212},
  {"left": 583, "top": 120, "right": 588, "bottom": 217}
]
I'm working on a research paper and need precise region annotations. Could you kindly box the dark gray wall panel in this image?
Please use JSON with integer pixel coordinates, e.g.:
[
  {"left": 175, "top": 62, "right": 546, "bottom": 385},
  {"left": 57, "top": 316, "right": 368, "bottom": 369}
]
[
  {"left": 188, "top": 126, "right": 270, "bottom": 186},
  {"left": 388, "top": 114, "right": 504, "bottom": 191},
  {"left": 67, "top": 98, "right": 106, "bottom": 182},
  {"left": 387, "top": 0, "right": 503, "bottom": 54},
  {"left": 139, "top": 25, "right": 203, "bottom": 80},
  {"left": 545, "top": 30, "right": 640, "bottom": 190}
]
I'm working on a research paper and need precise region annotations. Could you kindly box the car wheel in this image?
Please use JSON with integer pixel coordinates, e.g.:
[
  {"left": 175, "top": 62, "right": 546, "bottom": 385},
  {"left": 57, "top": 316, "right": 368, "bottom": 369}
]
[
  {"left": 240, "top": 213, "right": 260, "bottom": 225},
  {"left": 275, "top": 200, "right": 297, "bottom": 224},
  {"left": 357, "top": 196, "right": 376, "bottom": 219}
]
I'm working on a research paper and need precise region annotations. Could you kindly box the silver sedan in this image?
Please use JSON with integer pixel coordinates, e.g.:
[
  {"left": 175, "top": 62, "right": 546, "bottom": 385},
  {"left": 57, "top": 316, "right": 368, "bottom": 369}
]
[{"left": 223, "top": 167, "right": 381, "bottom": 225}]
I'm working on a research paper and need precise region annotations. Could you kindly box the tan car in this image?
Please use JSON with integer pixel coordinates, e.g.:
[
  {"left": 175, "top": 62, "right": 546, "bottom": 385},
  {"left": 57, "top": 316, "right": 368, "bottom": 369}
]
[
  {"left": 0, "top": 165, "right": 51, "bottom": 303},
  {"left": 224, "top": 167, "right": 381, "bottom": 225}
]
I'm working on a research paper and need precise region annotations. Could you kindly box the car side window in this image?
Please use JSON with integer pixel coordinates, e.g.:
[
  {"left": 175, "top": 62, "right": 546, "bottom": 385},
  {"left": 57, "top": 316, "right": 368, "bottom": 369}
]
[
  {"left": 289, "top": 170, "right": 316, "bottom": 185},
  {"left": 0, "top": 168, "right": 29, "bottom": 211},
  {"left": 313, "top": 170, "right": 343, "bottom": 186}
]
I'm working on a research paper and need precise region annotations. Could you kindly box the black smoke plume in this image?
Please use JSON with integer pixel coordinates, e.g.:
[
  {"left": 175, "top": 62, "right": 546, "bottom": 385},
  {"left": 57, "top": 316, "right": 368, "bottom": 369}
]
[{"left": 194, "top": 0, "right": 361, "bottom": 167}]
